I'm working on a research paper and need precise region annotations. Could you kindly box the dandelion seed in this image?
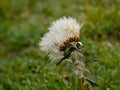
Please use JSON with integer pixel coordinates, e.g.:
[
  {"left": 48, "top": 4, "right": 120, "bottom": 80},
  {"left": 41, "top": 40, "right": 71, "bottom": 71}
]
[{"left": 39, "top": 17, "right": 83, "bottom": 62}]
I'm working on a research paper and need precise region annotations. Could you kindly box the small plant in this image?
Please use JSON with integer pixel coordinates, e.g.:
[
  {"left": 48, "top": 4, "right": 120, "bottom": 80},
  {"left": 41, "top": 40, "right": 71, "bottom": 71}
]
[{"left": 39, "top": 17, "right": 98, "bottom": 90}]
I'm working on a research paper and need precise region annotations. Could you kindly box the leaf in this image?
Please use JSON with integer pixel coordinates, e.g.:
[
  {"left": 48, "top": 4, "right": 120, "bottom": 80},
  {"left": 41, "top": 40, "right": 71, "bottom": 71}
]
[{"left": 86, "top": 77, "right": 99, "bottom": 87}]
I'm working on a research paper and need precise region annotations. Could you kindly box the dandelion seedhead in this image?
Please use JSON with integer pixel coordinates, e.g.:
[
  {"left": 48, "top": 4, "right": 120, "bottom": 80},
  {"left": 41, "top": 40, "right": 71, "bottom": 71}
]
[
  {"left": 40, "top": 17, "right": 83, "bottom": 62},
  {"left": 39, "top": 17, "right": 97, "bottom": 89}
]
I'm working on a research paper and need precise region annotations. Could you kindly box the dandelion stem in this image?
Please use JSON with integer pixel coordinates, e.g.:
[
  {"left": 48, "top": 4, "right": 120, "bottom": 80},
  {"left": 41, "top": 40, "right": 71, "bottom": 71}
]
[
  {"left": 72, "top": 51, "right": 89, "bottom": 90},
  {"left": 78, "top": 77, "right": 86, "bottom": 90}
]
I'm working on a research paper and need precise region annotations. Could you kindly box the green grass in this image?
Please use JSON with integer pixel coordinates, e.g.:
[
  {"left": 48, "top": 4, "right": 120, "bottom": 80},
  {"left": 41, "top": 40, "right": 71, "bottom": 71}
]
[{"left": 0, "top": 0, "right": 120, "bottom": 90}]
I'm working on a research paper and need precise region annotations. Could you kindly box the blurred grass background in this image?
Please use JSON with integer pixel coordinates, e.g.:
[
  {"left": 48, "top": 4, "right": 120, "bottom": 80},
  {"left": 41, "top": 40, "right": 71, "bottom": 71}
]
[{"left": 0, "top": 0, "right": 120, "bottom": 90}]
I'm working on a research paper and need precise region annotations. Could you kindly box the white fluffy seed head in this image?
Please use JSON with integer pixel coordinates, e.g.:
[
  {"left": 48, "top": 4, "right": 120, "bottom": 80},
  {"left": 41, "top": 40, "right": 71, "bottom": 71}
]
[{"left": 39, "top": 17, "right": 82, "bottom": 60}]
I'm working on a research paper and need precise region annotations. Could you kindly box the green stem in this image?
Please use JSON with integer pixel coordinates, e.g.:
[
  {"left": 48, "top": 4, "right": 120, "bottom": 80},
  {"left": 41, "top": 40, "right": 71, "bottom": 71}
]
[
  {"left": 78, "top": 77, "right": 85, "bottom": 90},
  {"left": 72, "top": 52, "right": 86, "bottom": 90}
]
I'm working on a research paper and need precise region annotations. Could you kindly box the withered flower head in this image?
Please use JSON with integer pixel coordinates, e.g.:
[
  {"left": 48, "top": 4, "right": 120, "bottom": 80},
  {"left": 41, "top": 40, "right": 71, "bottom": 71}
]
[{"left": 39, "top": 17, "right": 83, "bottom": 61}]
